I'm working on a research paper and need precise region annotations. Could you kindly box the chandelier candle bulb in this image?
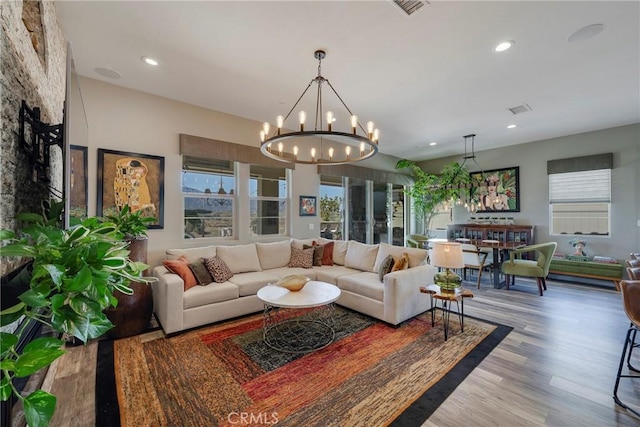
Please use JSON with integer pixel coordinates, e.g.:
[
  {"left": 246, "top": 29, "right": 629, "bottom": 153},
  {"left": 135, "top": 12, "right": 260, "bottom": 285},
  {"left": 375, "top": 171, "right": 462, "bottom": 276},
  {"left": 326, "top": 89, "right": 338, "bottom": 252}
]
[
  {"left": 360, "top": 142, "right": 365, "bottom": 155},
  {"left": 278, "top": 142, "right": 283, "bottom": 154},
  {"left": 346, "top": 145, "right": 351, "bottom": 159},
  {"left": 351, "top": 115, "right": 358, "bottom": 134},
  {"left": 329, "top": 147, "right": 334, "bottom": 161},
  {"left": 263, "top": 122, "right": 270, "bottom": 136},
  {"left": 276, "top": 115, "right": 283, "bottom": 134},
  {"left": 327, "top": 111, "right": 334, "bottom": 131},
  {"left": 367, "top": 121, "right": 374, "bottom": 139},
  {"left": 311, "top": 147, "right": 316, "bottom": 161},
  {"left": 299, "top": 111, "right": 306, "bottom": 131},
  {"left": 293, "top": 146, "right": 298, "bottom": 159},
  {"left": 373, "top": 129, "right": 379, "bottom": 143}
]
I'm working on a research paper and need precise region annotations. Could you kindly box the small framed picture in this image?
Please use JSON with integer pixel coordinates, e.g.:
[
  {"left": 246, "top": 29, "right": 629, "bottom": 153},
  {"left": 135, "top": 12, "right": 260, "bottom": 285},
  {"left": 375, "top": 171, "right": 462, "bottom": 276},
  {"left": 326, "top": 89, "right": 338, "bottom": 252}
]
[{"left": 299, "top": 195, "right": 317, "bottom": 216}]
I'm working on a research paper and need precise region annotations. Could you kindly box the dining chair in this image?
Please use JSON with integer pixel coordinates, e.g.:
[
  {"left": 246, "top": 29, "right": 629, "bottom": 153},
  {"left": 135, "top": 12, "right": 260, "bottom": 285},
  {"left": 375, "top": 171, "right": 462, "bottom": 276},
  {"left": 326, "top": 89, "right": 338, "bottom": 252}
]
[
  {"left": 460, "top": 243, "right": 489, "bottom": 289},
  {"left": 406, "top": 234, "right": 428, "bottom": 249},
  {"left": 501, "top": 242, "right": 557, "bottom": 296},
  {"left": 628, "top": 267, "right": 640, "bottom": 280},
  {"left": 613, "top": 280, "right": 640, "bottom": 417},
  {"left": 626, "top": 259, "right": 640, "bottom": 268}
]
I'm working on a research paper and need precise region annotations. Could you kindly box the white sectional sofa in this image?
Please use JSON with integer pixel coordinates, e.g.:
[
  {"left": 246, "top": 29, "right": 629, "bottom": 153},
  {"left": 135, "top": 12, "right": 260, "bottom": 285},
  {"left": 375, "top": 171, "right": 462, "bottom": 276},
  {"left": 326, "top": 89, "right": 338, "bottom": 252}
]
[{"left": 151, "top": 238, "right": 436, "bottom": 334}]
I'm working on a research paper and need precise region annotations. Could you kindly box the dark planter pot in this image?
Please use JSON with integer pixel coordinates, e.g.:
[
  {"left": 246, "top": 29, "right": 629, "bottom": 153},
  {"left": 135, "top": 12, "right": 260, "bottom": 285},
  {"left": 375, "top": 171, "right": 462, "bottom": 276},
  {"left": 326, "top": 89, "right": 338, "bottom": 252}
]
[{"left": 105, "top": 237, "right": 153, "bottom": 339}]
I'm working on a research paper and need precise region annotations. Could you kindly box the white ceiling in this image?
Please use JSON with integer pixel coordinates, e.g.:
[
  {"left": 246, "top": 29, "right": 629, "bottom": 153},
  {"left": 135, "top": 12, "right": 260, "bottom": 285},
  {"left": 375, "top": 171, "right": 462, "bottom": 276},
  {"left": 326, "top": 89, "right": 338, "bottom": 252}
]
[{"left": 55, "top": 1, "right": 640, "bottom": 161}]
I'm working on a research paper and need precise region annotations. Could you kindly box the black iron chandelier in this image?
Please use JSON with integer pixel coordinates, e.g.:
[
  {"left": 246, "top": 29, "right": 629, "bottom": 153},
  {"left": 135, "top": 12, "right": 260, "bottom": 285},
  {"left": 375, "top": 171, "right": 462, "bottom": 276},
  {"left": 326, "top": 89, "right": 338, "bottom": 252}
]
[{"left": 260, "top": 50, "right": 379, "bottom": 165}]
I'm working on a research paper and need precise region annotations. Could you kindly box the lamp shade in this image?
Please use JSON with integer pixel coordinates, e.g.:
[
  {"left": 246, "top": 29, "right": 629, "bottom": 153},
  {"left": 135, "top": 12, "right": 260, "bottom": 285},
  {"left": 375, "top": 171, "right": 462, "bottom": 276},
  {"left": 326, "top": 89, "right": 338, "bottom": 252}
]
[{"left": 430, "top": 242, "right": 464, "bottom": 269}]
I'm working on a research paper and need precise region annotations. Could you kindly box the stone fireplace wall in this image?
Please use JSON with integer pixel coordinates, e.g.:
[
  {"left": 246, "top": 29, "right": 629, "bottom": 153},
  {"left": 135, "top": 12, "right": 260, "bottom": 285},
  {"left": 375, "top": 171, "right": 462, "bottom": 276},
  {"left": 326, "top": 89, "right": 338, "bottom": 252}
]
[{"left": 1, "top": 0, "right": 66, "bottom": 275}]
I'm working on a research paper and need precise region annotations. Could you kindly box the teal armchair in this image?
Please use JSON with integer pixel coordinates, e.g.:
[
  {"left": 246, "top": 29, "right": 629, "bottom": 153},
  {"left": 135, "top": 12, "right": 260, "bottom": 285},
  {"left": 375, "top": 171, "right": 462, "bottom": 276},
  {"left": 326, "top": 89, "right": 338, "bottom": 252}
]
[{"left": 501, "top": 242, "right": 557, "bottom": 296}]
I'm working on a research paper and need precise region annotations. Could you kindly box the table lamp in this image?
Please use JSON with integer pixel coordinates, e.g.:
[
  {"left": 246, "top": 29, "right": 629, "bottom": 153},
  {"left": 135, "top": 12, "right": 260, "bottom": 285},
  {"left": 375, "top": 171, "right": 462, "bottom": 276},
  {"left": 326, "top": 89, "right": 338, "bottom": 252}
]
[{"left": 430, "top": 242, "right": 464, "bottom": 292}]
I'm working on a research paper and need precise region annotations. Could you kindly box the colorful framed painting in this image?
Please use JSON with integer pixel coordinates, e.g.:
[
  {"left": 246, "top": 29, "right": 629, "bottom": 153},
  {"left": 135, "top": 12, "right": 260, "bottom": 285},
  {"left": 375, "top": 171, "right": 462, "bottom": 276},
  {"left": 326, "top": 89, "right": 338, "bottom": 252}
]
[
  {"left": 69, "top": 145, "right": 88, "bottom": 221},
  {"left": 97, "top": 148, "right": 165, "bottom": 229},
  {"left": 469, "top": 166, "right": 520, "bottom": 212},
  {"left": 299, "top": 195, "right": 317, "bottom": 216}
]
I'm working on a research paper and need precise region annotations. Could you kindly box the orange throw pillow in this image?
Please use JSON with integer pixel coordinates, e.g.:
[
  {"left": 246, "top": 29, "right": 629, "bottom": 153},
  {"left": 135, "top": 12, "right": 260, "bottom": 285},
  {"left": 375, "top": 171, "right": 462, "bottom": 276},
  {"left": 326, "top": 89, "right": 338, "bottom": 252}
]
[
  {"left": 321, "top": 241, "right": 334, "bottom": 266},
  {"left": 162, "top": 256, "right": 198, "bottom": 291},
  {"left": 391, "top": 252, "right": 409, "bottom": 272}
]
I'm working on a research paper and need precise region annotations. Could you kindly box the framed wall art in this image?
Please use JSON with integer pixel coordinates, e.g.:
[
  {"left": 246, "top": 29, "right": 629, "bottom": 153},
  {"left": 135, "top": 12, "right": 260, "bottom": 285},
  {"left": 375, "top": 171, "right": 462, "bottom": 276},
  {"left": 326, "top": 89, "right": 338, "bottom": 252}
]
[
  {"left": 69, "top": 145, "right": 88, "bottom": 221},
  {"left": 97, "top": 148, "right": 165, "bottom": 228},
  {"left": 469, "top": 166, "right": 520, "bottom": 212},
  {"left": 299, "top": 195, "right": 317, "bottom": 216}
]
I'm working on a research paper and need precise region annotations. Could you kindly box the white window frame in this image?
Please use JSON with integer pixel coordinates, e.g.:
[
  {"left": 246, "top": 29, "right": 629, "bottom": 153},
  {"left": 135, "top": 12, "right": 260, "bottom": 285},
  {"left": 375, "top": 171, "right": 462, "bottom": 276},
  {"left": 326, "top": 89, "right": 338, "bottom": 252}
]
[{"left": 249, "top": 165, "right": 289, "bottom": 238}]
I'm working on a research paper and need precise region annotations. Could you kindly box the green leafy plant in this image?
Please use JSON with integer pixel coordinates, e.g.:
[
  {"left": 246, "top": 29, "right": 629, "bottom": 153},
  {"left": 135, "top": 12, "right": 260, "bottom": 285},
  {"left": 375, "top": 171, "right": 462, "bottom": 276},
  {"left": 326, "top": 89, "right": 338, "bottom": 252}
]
[
  {"left": 104, "top": 204, "right": 155, "bottom": 239},
  {"left": 0, "top": 202, "right": 154, "bottom": 426},
  {"left": 320, "top": 195, "right": 342, "bottom": 222},
  {"left": 396, "top": 159, "right": 471, "bottom": 235}
]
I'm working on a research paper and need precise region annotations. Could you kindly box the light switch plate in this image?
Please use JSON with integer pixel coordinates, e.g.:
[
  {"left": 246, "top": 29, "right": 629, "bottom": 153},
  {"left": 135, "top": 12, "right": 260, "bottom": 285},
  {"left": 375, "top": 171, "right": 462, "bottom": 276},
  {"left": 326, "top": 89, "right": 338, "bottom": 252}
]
[{"left": 309, "top": 223, "right": 314, "bottom": 230}]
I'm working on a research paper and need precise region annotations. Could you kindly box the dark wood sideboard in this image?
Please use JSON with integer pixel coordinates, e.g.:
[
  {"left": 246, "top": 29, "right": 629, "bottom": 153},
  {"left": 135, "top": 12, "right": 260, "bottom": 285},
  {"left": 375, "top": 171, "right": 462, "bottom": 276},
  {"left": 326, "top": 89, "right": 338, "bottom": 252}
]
[{"left": 447, "top": 224, "right": 535, "bottom": 246}]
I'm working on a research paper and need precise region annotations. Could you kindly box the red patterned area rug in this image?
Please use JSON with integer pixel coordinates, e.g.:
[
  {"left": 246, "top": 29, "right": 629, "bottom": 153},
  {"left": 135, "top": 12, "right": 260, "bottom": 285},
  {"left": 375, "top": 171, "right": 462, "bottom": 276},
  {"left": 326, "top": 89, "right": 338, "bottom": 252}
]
[{"left": 96, "top": 307, "right": 511, "bottom": 426}]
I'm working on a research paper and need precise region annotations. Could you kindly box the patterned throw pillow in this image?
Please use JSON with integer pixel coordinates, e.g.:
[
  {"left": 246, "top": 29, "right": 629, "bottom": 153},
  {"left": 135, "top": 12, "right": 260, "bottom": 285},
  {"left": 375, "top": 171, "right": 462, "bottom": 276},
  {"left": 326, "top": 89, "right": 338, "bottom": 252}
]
[
  {"left": 391, "top": 252, "right": 410, "bottom": 272},
  {"left": 378, "top": 254, "right": 395, "bottom": 282},
  {"left": 203, "top": 256, "right": 234, "bottom": 283},
  {"left": 162, "top": 256, "right": 198, "bottom": 291},
  {"left": 321, "top": 241, "right": 334, "bottom": 266},
  {"left": 303, "top": 243, "right": 324, "bottom": 266},
  {"left": 289, "top": 247, "right": 314, "bottom": 268},
  {"left": 188, "top": 260, "right": 213, "bottom": 286}
]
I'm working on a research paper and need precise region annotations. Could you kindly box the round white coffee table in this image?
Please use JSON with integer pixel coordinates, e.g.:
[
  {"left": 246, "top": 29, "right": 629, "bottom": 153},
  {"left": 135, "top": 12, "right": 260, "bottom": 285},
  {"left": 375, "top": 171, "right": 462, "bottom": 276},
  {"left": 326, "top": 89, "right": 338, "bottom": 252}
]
[{"left": 257, "top": 281, "right": 341, "bottom": 353}]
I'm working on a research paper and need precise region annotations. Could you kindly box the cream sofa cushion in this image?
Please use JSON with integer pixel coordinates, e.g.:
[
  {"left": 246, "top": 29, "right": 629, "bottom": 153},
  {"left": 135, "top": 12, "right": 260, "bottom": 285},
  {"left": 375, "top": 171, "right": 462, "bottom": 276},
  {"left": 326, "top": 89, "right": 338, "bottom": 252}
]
[
  {"left": 337, "top": 272, "right": 384, "bottom": 302},
  {"left": 256, "top": 241, "right": 291, "bottom": 270},
  {"left": 228, "top": 271, "right": 279, "bottom": 296},
  {"left": 345, "top": 241, "right": 379, "bottom": 272},
  {"left": 372, "top": 242, "right": 428, "bottom": 272},
  {"left": 217, "top": 244, "right": 261, "bottom": 274},
  {"left": 166, "top": 245, "right": 216, "bottom": 262},
  {"left": 183, "top": 282, "right": 239, "bottom": 309}
]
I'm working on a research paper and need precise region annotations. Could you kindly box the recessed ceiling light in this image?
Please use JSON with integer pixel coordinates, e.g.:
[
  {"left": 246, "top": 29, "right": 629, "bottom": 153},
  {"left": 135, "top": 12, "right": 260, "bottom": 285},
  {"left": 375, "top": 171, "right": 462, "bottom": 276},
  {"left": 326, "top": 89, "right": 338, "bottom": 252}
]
[
  {"left": 507, "top": 124, "right": 517, "bottom": 129},
  {"left": 429, "top": 142, "right": 437, "bottom": 146},
  {"left": 142, "top": 56, "right": 159, "bottom": 66},
  {"left": 94, "top": 67, "right": 122, "bottom": 79},
  {"left": 568, "top": 23, "right": 605, "bottom": 43},
  {"left": 494, "top": 40, "right": 514, "bottom": 52}
]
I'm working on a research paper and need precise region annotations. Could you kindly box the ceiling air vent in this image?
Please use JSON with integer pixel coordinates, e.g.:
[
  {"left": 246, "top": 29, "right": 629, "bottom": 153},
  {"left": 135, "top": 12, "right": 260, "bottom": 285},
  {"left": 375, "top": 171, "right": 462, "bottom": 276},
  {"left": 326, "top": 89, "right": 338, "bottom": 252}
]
[
  {"left": 508, "top": 104, "right": 532, "bottom": 115},
  {"left": 393, "top": 0, "right": 428, "bottom": 16}
]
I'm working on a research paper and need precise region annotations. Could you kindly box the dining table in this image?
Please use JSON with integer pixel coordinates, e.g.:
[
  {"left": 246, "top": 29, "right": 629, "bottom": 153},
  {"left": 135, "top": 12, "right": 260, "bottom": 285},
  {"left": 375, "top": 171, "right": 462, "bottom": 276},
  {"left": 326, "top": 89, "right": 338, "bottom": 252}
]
[{"left": 457, "top": 239, "right": 526, "bottom": 289}]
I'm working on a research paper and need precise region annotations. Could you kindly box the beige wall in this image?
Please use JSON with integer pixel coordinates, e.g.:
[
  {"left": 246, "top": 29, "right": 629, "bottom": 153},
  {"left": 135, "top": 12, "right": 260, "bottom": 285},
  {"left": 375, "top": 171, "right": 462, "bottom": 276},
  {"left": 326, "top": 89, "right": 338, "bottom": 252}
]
[
  {"left": 77, "top": 77, "right": 402, "bottom": 266},
  {"left": 420, "top": 124, "right": 640, "bottom": 264}
]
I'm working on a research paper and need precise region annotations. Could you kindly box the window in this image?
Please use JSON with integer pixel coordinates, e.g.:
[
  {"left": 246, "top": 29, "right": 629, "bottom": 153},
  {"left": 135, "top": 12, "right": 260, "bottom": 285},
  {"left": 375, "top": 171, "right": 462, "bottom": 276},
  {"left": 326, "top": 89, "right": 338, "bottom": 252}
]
[
  {"left": 549, "top": 168, "right": 610, "bottom": 235},
  {"left": 249, "top": 165, "right": 287, "bottom": 237},
  {"left": 320, "top": 176, "right": 344, "bottom": 240},
  {"left": 182, "top": 158, "right": 235, "bottom": 239},
  {"left": 430, "top": 203, "right": 452, "bottom": 233}
]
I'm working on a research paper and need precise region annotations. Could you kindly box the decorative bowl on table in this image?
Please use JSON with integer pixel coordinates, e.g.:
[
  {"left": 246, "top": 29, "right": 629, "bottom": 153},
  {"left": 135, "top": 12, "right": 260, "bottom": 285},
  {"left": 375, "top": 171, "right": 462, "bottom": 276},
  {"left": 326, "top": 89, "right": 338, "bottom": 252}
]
[{"left": 271, "top": 275, "right": 310, "bottom": 292}]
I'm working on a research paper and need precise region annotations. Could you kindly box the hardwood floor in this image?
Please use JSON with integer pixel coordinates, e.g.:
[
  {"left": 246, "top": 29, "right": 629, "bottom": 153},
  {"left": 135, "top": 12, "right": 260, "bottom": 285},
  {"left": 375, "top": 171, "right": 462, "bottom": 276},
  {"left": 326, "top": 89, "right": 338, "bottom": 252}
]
[{"left": 36, "top": 278, "right": 640, "bottom": 426}]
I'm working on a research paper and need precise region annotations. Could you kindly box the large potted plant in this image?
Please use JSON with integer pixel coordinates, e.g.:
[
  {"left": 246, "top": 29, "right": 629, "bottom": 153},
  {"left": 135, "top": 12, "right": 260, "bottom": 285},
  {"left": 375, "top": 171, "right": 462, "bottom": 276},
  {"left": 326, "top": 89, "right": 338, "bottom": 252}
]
[
  {"left": 103, "top": 204, "right": 156, "bottom": 338},
  {"left": 0, "top": 202, "right": 152, "bottom": 427},
  {"left": 396, "top": 159, "right": 471, "bottom": 236}
]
